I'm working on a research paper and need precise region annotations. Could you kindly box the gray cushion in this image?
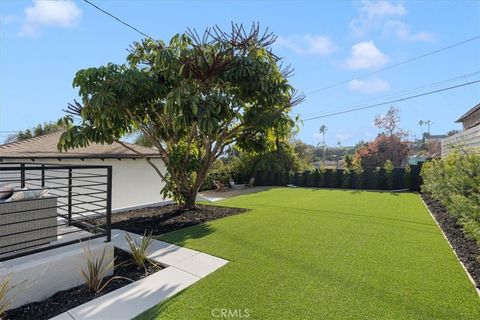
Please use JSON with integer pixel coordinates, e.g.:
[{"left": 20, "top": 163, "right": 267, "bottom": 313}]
[
  {"left": 5, "top": 189, "right": 46, "bottom": 202},
  {"left": 0, "top": 185, "right": 14, "bottom": 200}
]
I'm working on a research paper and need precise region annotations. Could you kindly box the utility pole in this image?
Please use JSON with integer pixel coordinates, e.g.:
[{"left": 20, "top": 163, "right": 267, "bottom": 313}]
[
  {"left": 418, "top": 120, "right": 424, "bottom": 142},
  {"left": 425, "top": 120, "right": 431, "bottom": 136}
]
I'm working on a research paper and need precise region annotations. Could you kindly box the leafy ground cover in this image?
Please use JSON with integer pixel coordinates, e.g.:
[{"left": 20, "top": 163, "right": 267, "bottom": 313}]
[{"left": 138, "top": 188, "right": 480, "bottom": 319}]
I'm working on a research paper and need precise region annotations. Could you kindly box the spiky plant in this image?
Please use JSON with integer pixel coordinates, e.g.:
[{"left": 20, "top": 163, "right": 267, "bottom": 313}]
[
  {"left": 125, "top": 231, "right": 153, "bottom": 268},
  {"left": 0, "top": 276, "right": 13, "bottom": 318},
  {"left": 81, "top": 245, "right": 131, "bottom": 293}
]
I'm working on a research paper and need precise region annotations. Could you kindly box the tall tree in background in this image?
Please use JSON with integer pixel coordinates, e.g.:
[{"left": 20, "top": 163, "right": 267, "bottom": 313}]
[
  {"left": 355, "top": 106, "right": 409, "bottom": 167},
  {"left": 418, "top": 120, "right": 424, "bottom": 140},
  {"left": 58, "top": 23, "right": 303, "bottom": 209},
  {"left": 374, "top": 106, "right": 405, "bottom": 138},
  {"left": 354, "top": 135, "right": 409, "bottom": 167},
  {"left": 318, "top": 124, "right": 328, "bottom": 160},
  {"left": 4, "top": 120, "right": 63, "bottom": 143},
  {"left": 424, "top": 120, "right": 431, "bottom": 136},
  {"left": 418, "top": 119, "right": 431, "bottom": 141}
]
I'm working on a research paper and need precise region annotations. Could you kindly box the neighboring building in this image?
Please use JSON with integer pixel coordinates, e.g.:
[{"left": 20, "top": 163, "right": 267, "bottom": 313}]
[
  {"left": 408, "top": 155, "right": 429, "bottom": 165},
  {"left": 456, "top": 103, "right": 480, "bottom": 130},
  {"left": 0, "top": 131, "right": 167, "bottom": 211},
  {"left": 424, "top": 134, "right": 447, "bottom": 143},
  {"left": 442, "top": 103, "right": 480, "bottom": 157}
]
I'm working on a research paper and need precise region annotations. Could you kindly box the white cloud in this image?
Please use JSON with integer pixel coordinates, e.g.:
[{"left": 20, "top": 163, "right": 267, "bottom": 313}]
[
  {"left": 384, "top": 20, "right": 435, "bottom": 42},
  {"left": 0, "top": 15, "right": 16, "bottom": 24},
  {"left": 20, "top": 0, "right": 82, "bottom": 37},
  {"left": 345, "top": 41, "right": 389, "bottom": 70},
  {"left": 350, "top": 0, "right": 406, "bottom": 37},
  {"left": 276, "top": 34, "right": 337, "bottom": 56},
  {"left": 361, "top": 0, "right": 406, "bottom": 17},
  {"left": 348, "top": 78, "right": 391, "bottom": 94},
  {"left": 349, "top": 0, "right": 433, "bottom": 42}
]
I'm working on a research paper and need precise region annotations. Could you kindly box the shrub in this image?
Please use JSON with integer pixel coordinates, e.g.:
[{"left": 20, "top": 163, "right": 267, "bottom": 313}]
[
  {"left": 352, "top": 158, "right": 364, "bottom": 189},
  {"left": 372, "top": 167, "right": 379, "bottom": 189},
  {"left": 404, "top": 163, "right": 412, "bottom": 190},
  {"left": 0, "top": 277, "right": 13, "bottom": 318},
  {"left": 335, "top": 169, "right": 343, "bottom": 188},
  {"left": 318, "top": 165, "right": 326, "bottom": 187},
  {"left": 288, "top": 171, "right": 295, "bottom": 185},
  {"left": 322, "top": 168, "right": 331, "bottom": 187},
  {"left": 126, "top": 232, "right": 153, "bottom": 269},
  {"left": 303, "top": 171, "right": 313, "bottom": 187},
  {"left": 421, "top": 150, "right": 480, "bottom": 244},
  {"left": 384, "top": 160, "right": 394, "bottom": 189},
  {"left": 312, "top": 169, "right": 321, "bottom": 187},
  {"left": 81, "top": 245, "right": 131, "bottom": 293},
  {"left": 343, "top": 168, "right": 351, "bottom": 188}
]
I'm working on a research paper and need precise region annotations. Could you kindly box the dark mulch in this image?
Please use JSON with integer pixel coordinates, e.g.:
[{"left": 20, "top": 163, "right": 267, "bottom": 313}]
[
  {"left": 5, "top": 248, "right": 161, "bottom": 320},
  {"left": 421, "top": 193, "right": 480, "bottom": 289},
  {"left": 93, "top": 204, "right": 248, "bottom": 236}
]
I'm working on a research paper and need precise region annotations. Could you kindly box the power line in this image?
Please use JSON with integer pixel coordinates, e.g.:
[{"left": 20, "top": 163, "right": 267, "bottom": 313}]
[
  {"left": 300, "top": 71, "right": 480, "bottom": 118},
  {"left": 305, "top": 35, "right": 480, "bottom": 95},
  {"left": 81, "top": 0, "right": 154, "bottom": 40},
  {"left": 302, "top": 79, "right": 480, "bottom": 121}
]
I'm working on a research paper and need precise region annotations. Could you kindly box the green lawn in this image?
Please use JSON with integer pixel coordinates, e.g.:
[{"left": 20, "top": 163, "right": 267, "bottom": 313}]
[{"left": 138, "top": 188, "right": 480, "bottom": 319}]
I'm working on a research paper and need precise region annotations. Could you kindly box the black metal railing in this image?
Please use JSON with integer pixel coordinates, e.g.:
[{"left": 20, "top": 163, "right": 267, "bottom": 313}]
[{"left": 0, "top": 162, "right": 112, "bottom": 261}]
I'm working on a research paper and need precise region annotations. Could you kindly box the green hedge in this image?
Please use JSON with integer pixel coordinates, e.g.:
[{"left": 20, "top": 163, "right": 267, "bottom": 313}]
[
  {"left": 237, "top": 165, "right": 422, "bottom": 191},
  {"left": 203, "top": 164, "right": 423, "bottom": 191},
  {"left": 421, "top": 151, "right": 480, "bottom": 244}
]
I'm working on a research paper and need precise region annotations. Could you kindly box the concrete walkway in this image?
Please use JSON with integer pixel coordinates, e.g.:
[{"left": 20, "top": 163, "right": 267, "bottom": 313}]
[
  {"left": 51, "top": 229, "right": 228, "bottom": 320},
  {"left": 199, "top": 186, "right": 272, "bottom": 202}
]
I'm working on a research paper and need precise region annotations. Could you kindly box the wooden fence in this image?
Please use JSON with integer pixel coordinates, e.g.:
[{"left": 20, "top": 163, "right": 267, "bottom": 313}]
[{"left": 442, "top": 125, "right": 480, "bottom": 157}]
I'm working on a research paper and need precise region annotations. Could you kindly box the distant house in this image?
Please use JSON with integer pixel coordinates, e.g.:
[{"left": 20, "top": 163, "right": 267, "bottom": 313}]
[
  {"left": 442, "top": 103, "right": 480, "bottom": 157},
  {"left": 456, "top": 103, "right": 480, "bottom": 130},
  {"left": 424, "top": 134, "right": 447, "bottom": 143},
  {"left": 0, "top": 131, "right": 168, "bottom": 211}
]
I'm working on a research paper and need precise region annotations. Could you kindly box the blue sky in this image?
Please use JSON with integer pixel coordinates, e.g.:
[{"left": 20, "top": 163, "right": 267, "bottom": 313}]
[{"left": 1, "top": 0, "right": 479, "bottom": 146}]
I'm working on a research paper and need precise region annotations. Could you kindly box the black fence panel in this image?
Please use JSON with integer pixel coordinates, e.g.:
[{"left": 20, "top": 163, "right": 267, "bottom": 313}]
[
  {"left": 202, "top": 163, "right": 423, "bottom": 192},
  {"left": 0, "top": 162, "right": 112, "bottom": 262}
]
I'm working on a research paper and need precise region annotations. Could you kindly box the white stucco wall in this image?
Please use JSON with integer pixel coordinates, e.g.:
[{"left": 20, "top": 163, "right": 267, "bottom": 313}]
[
  {"left": 1, "top": 239, "right": 114, "bottom": 309},
  {"left": 3, "top": 158, "right": 168, "bottom": 211}
]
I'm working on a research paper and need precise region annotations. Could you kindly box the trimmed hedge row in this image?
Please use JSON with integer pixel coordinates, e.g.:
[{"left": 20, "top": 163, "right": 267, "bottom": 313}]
[{"left": 232, "top": 164, "right": 423, "bottom": 191}]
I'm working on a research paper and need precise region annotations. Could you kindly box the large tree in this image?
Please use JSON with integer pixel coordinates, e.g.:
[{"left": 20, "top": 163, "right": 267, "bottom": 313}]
[
  {"left": 354, "top": 134, "right": 409, "bottom": 167},
  {"left": 58, "top": 24, "right": 303, "bottom": 209},
  {"left": 355, "top": 106, "right": 409, "bottom": 167}
]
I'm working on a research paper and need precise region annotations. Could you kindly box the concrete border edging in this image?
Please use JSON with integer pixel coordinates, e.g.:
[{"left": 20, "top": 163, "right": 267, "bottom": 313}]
[
  {"left": 50, "top": 230, "right": 228, "bottom": 320},
  {"left": 419, "top": 195, "right": 480, "bottom": 296}
]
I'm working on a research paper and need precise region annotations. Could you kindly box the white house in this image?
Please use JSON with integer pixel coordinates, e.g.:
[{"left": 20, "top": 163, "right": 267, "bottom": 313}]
[{"left": 0, "top": 131, "right": 168, "bottom": 211}]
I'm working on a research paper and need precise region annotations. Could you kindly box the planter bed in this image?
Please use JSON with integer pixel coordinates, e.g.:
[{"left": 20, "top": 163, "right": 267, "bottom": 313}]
[
  {"left": 5, "top": 248, "right": 162, "bottom": 320},
  {"left": 92, "top": 204, "right": 248, "bottom": 236},
  {"left": 421, "top": 193, "right": 480, "bottom": 290}
]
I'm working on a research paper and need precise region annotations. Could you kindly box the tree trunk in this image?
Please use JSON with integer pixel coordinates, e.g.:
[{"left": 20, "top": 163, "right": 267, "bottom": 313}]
[{"left": 182, "top": 189, "right": 199, "bottom": 210}]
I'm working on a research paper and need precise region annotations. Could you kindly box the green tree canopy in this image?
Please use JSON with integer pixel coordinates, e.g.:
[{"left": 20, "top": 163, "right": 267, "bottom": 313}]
[
  {"left": 5, "top": 120, "right": 64, "bottom": 143},
  {"left": 59, "top": 23, "right": 303, "bottom": 209}
]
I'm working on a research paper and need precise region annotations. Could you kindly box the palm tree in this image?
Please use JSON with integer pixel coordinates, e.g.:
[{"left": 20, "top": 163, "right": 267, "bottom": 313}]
[
  {"left": 425, "top": 120, "right": 431, "bottom": 136},
  {"left": 418, "top": 120, "right": 424, "bottom": 141},
  {"left": 319, "top": 125, "right": 328, "bottom": 160}
]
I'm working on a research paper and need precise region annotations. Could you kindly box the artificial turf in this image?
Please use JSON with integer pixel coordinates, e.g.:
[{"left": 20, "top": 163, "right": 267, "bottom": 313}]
[{"left": 137, "top": 188, "right": 480, "bottom": 319}]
